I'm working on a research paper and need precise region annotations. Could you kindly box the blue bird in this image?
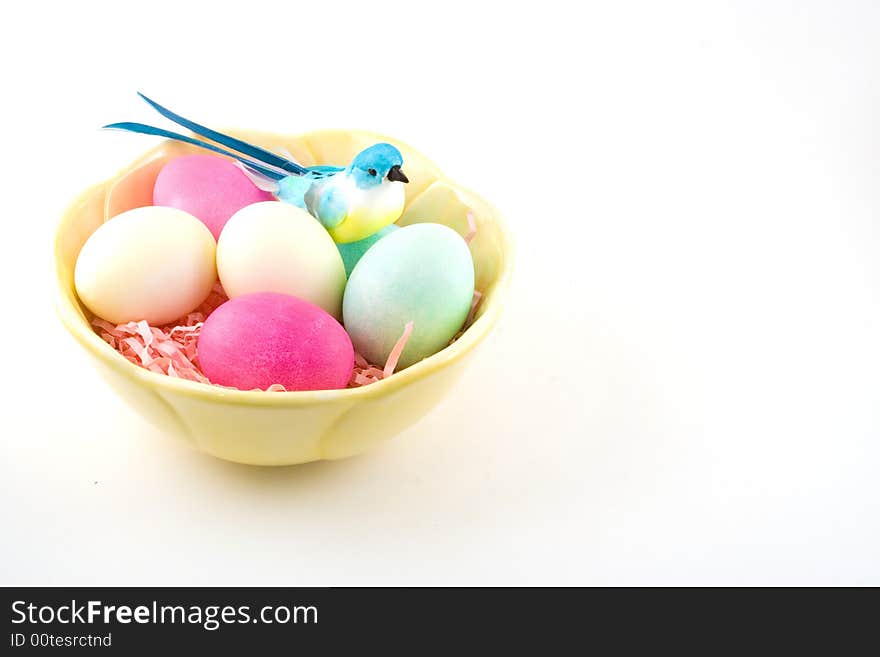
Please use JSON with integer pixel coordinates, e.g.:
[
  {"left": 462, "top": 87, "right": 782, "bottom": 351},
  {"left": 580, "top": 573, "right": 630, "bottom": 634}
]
[{"left": 104, "top": 93, "right": 410, "bottom": 243}]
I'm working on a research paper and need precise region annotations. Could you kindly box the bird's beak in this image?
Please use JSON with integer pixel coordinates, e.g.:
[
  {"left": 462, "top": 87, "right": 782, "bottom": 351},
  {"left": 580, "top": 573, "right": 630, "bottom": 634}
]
[{"left": 387, "top": 165, "right": 409, "bottom": 183}]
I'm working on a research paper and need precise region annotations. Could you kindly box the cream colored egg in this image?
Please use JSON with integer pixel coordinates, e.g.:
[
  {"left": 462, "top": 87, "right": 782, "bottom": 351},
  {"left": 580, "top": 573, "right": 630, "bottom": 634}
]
[
  {"left": 74, "top": 206, "right": 217, "bottom": 325},
  {"left": 217, "top": 201, "right": 346, "bottom": 319}
]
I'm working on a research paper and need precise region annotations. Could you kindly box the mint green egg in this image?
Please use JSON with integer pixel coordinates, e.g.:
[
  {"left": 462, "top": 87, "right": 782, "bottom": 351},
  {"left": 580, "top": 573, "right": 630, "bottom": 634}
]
[
  {"left": 336, "top": 224, "right": 398, "bottom": 277},
  {"left": 343, "top": 223, "right": 475, "bottom": 370}
]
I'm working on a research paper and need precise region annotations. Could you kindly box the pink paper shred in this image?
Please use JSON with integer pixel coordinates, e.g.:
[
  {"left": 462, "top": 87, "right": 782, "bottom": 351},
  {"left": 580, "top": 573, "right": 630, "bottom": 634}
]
[
  {"left": 91, "top": 282, "right": 228, "bottom": 386},
  {"left": 465, "top": 212, "right": 477, "bottom": 245},
  {"left": 91, "top": 223, "right": 484, "bottom": 391},
  {"left": 348, "top": 321, "right": 413, "bottom": 387}
]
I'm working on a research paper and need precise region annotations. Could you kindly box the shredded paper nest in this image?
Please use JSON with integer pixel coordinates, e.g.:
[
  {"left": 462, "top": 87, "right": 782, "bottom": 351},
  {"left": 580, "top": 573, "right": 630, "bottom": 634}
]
[{"left": 92, "top": 283, "right": 227, "bottom": 386}]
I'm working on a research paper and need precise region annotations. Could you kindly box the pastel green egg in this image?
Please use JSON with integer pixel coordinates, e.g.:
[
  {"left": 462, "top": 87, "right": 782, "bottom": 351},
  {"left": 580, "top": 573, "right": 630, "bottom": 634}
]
[
  {"left": 336, "top": 224, "right": 398, "bottom": 277},
  {"left": 343, "top": 223, "right": 474, "bottom": 370}
]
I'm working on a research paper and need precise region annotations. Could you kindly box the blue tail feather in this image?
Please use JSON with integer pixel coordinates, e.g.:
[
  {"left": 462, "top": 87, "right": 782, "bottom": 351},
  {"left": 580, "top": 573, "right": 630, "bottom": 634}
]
[
  {"left": 136, "top": 92, "right": 308, "bottom": 175},
  {"left": 102, "top": 122, "right": 286, "bottom": 181}
]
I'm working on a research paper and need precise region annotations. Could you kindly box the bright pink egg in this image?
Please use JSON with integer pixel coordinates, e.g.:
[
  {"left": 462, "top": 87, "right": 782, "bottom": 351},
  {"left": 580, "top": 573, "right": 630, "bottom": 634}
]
[
  {"left": 198, "top": 292, "right": 354, "bottom": 391},
  {"left": 153, "top": 154, "right": 274, "bottom": 240}
]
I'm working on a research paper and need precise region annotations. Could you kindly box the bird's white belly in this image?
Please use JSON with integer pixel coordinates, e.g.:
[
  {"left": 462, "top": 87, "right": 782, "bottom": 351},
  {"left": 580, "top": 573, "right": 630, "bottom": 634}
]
[
  {"left": 348, "top": 180, "right": 405, "bottom": 221},
  {"left": 330, "top": 179, "right": 406, "bottom": 243}
]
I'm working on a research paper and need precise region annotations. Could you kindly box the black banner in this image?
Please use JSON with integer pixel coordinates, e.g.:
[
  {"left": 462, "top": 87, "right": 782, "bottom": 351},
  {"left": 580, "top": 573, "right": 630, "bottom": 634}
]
[{"left": 1, "top": 587, "right": 875, "bottom": 652}]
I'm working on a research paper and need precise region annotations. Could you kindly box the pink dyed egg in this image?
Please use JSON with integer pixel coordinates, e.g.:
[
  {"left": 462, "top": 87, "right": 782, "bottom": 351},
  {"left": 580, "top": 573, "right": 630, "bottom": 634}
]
[
  {"left": 198, "top": 292, "right": 354, "bottom": 391},
  {"left": 153, "top": 154, "right": 274, "bottom": 240}
]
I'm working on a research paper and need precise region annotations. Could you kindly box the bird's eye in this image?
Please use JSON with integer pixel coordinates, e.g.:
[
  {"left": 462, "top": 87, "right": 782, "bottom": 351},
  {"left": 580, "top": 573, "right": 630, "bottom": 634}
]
[{"left": 368, "top": 168, "right": 377, "bottom": 176}]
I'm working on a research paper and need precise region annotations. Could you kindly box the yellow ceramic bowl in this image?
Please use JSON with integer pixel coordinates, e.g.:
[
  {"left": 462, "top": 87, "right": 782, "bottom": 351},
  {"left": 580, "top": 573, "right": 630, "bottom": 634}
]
[{"left": 54, "top": 130, "right": 513, "bottom": 465}]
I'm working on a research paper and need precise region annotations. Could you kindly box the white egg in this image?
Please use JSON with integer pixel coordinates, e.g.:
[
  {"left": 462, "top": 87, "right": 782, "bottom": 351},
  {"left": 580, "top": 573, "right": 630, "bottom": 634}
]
[
  {"left": 217, "top": 201, "right": 346, "bottom": 319},
  {"left": 74, "top": 206, "right": 217, "bottom": 325}
]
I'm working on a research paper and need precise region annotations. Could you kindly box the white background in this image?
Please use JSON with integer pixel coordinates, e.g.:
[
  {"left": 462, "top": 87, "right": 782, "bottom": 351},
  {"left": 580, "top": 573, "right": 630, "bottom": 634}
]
[{"left": 1, "top": 1, "right": 878, "bottom": 585}]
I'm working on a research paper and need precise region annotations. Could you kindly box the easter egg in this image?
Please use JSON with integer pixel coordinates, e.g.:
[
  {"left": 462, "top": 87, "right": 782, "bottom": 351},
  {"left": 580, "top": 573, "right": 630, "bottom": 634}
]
[
  {"left": 74, "top": 206, "right": 216, "bottom": 325},
  {"left": 343, "top": 223, "right": 474, "bottom": 370},
  {"left": 217, "top": 201, "right": 347, "bottom": 319},
  {"left": 336, "top": 224, "right": 399, "bottom": 277},
  {"left": 153, "top": 154, "right": 274, "bottom": 240},
  {"left": 197, "top": 292, "right": 354, "bottom": 391}
]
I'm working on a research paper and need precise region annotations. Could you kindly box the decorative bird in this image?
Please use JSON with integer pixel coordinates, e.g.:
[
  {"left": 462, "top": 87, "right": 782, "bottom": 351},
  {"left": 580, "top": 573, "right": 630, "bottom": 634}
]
[{"left": 104, "top": 93, "right": 410, "bottom": 243}]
